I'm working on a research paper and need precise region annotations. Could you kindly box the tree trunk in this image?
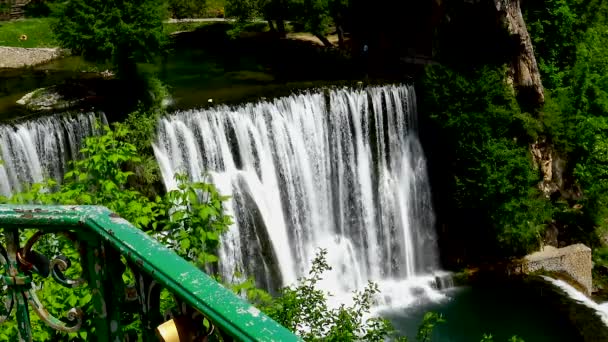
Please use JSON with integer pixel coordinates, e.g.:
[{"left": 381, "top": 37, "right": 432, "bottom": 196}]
[
  {"left": 315, "top": 34, "right": 334, "bottom": 48},
  {"left": 267, "top": 19, "right": 276, "bottom": 33},
  {"left": 277, "top": 19, "right": 287, "bottom": 38},
  {"left": 494, "top": 0, "right": 545, "bottom": 104},
  {"left": 337, "top": 25, "right": 345, "bottom": 50}
]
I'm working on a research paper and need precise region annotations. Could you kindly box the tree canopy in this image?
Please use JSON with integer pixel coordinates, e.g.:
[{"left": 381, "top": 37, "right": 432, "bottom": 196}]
[
  {"left": 52, "top": 0, "right": 167, "bottom": 73},
  {"left": 225, "top": 0, "right": 349, "bottom": 46}
]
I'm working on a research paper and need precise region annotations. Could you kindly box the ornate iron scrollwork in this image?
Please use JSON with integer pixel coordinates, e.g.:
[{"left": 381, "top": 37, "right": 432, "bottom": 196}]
[
  {"left": 1, "top": 230, "right": 87, "bottom": 334},
  {"left": 127, "top": 261, "right": 218, "bottom": 341},
  {"left": 17, "top": 231, "right": 86, "bottom": 288},
  {"left": 161, "top": 295, "right": 217, "bottom": 341},
  {"left": 23, "top": 289, "right": 84, "bottom": 332},
  {"left": 0, "top": 243, "right": 14, "bottom": 325}
]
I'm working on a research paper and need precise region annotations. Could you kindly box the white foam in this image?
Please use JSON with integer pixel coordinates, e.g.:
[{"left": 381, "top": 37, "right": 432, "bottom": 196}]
[{"left": 542, "top": 276, "right": 608, "bottom": 326}]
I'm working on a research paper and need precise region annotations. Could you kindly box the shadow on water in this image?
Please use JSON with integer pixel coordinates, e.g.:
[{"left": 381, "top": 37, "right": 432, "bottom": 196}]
[
  {"left": 0, "top": 56, "right": 108, "bottom": 121},
  {"left": 157, "top": 22, "right": 366, "bottom": 109},
  {"left": 1, "top": 22, "right": 398, "bottom": 122},
  {"left": 383, "top": 276, "right": 608, "bottom": 342}
]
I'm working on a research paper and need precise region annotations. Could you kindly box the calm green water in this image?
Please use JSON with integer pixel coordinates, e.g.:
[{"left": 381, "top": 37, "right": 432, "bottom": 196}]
[
  {"left": 0, "top": 25, "right": 369, "bottom": 121},
  {"left": 384, "top": 283, "right": 588, "bottom": 342},
  {"left": 0, "top": 56, "right": 102, "bottom": 121},
  {"left": 0, "top": 54, "right": 360, "bottom": 122}
]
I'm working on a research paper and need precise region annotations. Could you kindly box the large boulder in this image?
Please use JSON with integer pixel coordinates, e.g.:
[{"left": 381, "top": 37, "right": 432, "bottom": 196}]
[{"left": 16, "top": 85, "right": 86, "bottom": 111}]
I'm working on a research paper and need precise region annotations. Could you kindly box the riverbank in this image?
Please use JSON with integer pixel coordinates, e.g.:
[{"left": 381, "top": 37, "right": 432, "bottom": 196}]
[
  {"left": 0, "top": 46, "right": 65, "bottom": 68},
  {"left": 0, "top": 18, "right": 58, "bottom": 48}
]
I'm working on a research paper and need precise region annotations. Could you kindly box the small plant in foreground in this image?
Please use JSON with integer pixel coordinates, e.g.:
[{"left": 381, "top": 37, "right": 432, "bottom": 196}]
[{"left": 265, "top": 249, "right": 406, "bottom": 341}]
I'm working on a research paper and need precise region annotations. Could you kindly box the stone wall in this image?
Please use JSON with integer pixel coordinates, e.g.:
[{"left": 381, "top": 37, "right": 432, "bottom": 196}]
[{"left": 518, "top": 244, "right": 592, "bottom": 295}]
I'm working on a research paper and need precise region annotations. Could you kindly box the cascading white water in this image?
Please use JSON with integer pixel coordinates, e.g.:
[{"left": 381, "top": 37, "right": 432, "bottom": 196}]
[
  {"left": 153, "top": 85, "right": 444, "bottom": 305},
  {"left": 0, "top": 113, "right": 105, "bottom": 197},
  {"left": 543, "top": 276, "right": 608, "bottom": 327}
]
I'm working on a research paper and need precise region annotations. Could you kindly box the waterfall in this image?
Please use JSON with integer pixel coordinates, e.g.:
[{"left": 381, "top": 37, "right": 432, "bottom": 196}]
[
  {"left": 153, "top": 85, "right": 443, "bottom": 305},
  {"left": 543, "top": 276, "right": 608, "bottom": 327},
  {"left": 0, "top": 113, "right": 105, "bottom": 197}
]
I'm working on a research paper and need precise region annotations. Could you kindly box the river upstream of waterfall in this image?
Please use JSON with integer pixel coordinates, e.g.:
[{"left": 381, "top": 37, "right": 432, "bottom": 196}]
[{"left": 2, "top": 84, "right": 608, "bottom": 341}]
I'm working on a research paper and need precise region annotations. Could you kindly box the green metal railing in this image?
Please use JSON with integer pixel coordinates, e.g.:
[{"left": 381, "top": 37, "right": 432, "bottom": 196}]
[{"left": 0, "top": 205, "right": 300, "bottom": 342}]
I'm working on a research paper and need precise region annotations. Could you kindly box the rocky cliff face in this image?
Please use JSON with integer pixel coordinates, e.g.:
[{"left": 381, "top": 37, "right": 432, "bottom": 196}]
[
  {"left": 494, "top": 0, "right": 545, "bottom": 104},
  {"left": 531, "top": 139, "right": 560, "bottom": 197},
  {"left": 429, "top": 0, "right": 545, "bottom": 104},
  {"left": 493, "top": 0, "right": 559, "bottom": 202}
]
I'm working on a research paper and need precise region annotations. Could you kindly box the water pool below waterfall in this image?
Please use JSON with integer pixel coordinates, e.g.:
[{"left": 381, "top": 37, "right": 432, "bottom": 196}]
[
  {"left": 384, "top": 277, "right": 608, "bottom": 342},
  {"left": 386, "top": 287, "right": 577, "bottom": 341}
]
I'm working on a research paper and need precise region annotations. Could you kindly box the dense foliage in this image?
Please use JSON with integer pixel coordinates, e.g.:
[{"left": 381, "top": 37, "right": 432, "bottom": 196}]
[
  {"left": 419, "top": 64, "right": 552, "bottom": 260},
  {"left": 51, "top": 0, "right": 167, "bottom": 74},
  {"left": 524, "top": 0, "right": 608, "bottom": 246},
  {"left": 524, "top": 0, "right": 607, "bottom": 89},
  {"left": 417, "top": 0, "right": 608, "bottom": 266}
]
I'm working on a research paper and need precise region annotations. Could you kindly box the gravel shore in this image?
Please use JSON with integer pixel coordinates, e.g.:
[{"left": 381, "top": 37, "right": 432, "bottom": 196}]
[{"left": 0, "top": 46, "right": 65, "bottom": 68}]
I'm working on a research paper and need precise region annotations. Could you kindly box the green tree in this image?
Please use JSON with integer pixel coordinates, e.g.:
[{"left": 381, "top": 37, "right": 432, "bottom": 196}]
[
  {"left": 225, "top": 0, "right": 259, "bottom": 19},
  {"left": 225, "top": 0, "right": 349, "bottom": 47},
  {"left": 524, "top": 0, "right": 608, "bottom": 90},
  {"left": 290, "top": 0, "right": 349, "bottom": 47},
  {"left": 226, "top": 0, "right": 289, "bottom": 36},
  {"left": 524, "top": 0, "right": 579, "bottom": 89},
  {"left": 552, "top": 24, "right": 608, "bottom": 243},
  {"left": 52, "top": 0, "right": 168, "bottom": 76},
  {"left": 159, "top": 173, "right": 233, "bottom": 268}
]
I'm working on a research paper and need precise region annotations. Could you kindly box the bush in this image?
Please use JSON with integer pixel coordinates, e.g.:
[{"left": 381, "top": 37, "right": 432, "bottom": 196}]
[{"left": 265, "top": 249, "right": 405, "bottom": 341}]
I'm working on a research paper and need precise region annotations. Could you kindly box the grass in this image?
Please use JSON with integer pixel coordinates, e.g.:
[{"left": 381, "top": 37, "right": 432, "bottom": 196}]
[{"left": 0, "top": 18, "right": 58, "bottom": 48}]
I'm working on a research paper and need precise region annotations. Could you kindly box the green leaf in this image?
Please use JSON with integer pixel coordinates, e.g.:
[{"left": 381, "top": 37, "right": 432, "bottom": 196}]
[
  {"left": 200, "top": 253, "right": 218, "bottom": 264},
  {"left": 198, "top": 206, "right": 214, "bottom": 220},
  {"left": 180, "top": 238, "right": 191, "bottom": 251}
]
